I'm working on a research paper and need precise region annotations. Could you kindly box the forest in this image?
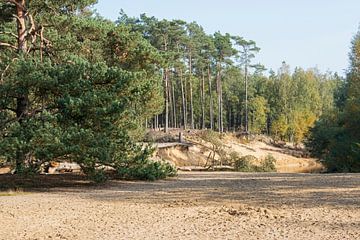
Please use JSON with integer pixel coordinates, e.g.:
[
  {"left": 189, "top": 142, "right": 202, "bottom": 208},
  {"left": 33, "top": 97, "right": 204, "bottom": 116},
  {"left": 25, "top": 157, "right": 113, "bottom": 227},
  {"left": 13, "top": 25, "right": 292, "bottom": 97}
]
[{"left": 0, "top": 0, "right": 359, "bottom": 181}]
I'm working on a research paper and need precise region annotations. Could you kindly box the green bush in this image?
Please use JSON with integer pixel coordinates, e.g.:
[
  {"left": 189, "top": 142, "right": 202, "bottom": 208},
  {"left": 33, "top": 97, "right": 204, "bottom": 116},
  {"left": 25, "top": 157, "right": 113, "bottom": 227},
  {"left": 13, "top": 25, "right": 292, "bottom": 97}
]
[
  {"left": 233, "top": 154, "right": 277, "bottom": 172},
  {"left": 227, "top": 151, "right": 242, "bottom": 164},
  {"left": 233, "top": 155, "right": 258, "bottom": 172},
  {"left": 258, "top": 155, "right": 277, "bottom": 172},
  {"left": 307, "top": 112, "right": 360, "bottom": 173},
  {"left": 116, "top": 159, "right": 177, "bottom": 181},
  {"left": 85, "top": 169, "right": 109, "bottom": 184},
  {"left": 15, "top": 164, "right": 40, "bottom": 177}
]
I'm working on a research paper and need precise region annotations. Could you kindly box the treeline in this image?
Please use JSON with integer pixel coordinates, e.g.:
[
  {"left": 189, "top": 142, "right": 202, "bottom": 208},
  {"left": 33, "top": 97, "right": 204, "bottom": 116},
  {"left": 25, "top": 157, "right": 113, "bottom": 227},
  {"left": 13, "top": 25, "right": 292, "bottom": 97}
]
[{"left": 118, "top": 13, "right": 342, "bottom": 144}]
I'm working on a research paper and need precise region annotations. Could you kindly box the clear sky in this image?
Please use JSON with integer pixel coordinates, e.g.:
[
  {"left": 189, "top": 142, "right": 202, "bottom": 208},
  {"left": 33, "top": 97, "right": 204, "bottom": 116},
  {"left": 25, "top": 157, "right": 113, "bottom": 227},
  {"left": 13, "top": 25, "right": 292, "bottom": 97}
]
[{"left": 94, "top": 0, "right": 360, "bottom": 75}]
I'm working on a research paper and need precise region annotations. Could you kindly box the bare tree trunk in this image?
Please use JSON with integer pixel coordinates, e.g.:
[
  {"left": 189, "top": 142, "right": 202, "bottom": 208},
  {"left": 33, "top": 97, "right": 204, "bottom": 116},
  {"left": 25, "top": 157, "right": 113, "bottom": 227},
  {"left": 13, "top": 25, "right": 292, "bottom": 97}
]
[
  {"left": 216, "top": 62, "right": 223, "bottom": 133},
  {"left": 208, "top": 65, "right": 214, "bottom": 130},
  {"left": 16, "top": 0, "right": 27, "bottom": 52},
  {"left": 233, "top": 108, "right": 237, "bottom": 132},
  {"left": 179, "top": 68, "right": 187, "bottom": 129},
  {"left": 163, "top": 38, "right": 169, "bottom": 133},
  {"left": 164, "top": 68, "right": 169, "bottom": 133},
  {"left": 200, "top": 70, "right": 205, "bottom": 129},
  {"left": 245, "top": 64, "right": 249, "bottom": 134},
  {"left": 188, "top": 52, "right": 194, "bottom": 129},
  {"left": 228, "top": 105, "right": 231, "bottom": 132},
  {"left": 155, "top": 115, "right": 159, "bottom": 130},
  {"left": 171, "top": 77, "right": 177, "bottom": 128},
  {"left": 168, "top": 74, "right": 173, "bottom": 128}
]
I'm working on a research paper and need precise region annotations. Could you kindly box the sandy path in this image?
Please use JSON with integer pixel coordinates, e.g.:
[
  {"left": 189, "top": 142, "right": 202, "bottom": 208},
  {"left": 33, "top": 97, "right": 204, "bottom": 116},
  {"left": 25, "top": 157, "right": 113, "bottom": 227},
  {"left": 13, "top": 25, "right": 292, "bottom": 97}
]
[{"left": 1, "top": 172, "right": 360, "bottom": 240}]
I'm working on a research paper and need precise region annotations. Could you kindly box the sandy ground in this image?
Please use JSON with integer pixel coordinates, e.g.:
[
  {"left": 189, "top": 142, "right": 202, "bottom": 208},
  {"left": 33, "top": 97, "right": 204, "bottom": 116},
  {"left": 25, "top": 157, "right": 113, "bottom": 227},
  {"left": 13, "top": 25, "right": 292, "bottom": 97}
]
[{"left": 1, "top": 172, "right": 360, "bottom": 240}]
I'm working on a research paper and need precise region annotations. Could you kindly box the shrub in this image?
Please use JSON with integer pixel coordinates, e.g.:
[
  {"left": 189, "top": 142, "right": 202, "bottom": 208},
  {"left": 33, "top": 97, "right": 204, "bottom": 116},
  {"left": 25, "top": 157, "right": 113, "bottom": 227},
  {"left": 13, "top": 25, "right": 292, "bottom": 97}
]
[
  {"left": 200, "top": 130, "right": 226, "bottom": 167},
  {"left": 85, "top": 169, "right": 108, "bottom": 184},
  {"left": 15, "top": 164, "right": 40, "bottom": 177},
  {"left": 116, "top": 158, "right": 177, "bottom": 181},
  {"left": 233, "top": 154, "right": 277, "bottom": 172},
  {"left": 227, "top": 151, "right": 242, "bottom": 164},
  {"left": 233, "top": 155, "right": 258, "bottom": 172},
  {"left": 258, "top": 155, "right": 277, "bottom": 172}
]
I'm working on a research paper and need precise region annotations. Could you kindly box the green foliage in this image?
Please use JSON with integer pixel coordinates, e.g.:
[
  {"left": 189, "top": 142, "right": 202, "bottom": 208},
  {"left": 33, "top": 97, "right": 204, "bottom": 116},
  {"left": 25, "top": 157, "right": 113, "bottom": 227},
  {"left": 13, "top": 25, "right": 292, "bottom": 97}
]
[
  {"left": 0, "top": 1, "right": 172, "bottom": 182},
  {"left": 233, "top": 154, "right": 276, "bottom": 172},
  {"left": 200, "top": 130, "right": 223, "bottom": 148},
  {"left": 0, "top": 57, "right": 160, "bottom": 178},
  {"left": 116, "top": 157, "right": 177, "bottom": 181},
  {"left": 233, "top": 155, "right": 256, "bottom": 172},
  {"left": 248, "top": 96, "right": 268, "bottom": 134},
  {"left": 84, "top": 169, "right": 109, "bottom": 184},
  {"left": 288, "top": 109, "right": 317, "bottom": 145},
  {"left": 270, "top": 114, "right": 288, "bottom": 141},
  {"left": 307, "top": 29, "right": 360, "bottom": 172},
  {"left": 14, "top": 164, "right": 40, "bottom": 177},
  {"left": 307, "top": 114, "right": 360, "bottom": 172},
  {"left": 199, "top": 130, "right": 227, "bottom": 166},
  {"left": 260, "top": 155, "right": 277, "bottom": 172},
  {"left": 112, "top": 10, "right": 340, "bottom": 142}
]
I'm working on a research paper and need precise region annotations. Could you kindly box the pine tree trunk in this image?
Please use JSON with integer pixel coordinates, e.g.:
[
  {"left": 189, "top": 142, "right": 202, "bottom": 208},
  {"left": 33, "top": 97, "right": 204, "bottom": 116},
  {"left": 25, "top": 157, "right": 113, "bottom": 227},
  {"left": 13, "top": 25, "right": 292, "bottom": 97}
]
[
  {"left": 168, "top": 74, "right": 173, "bottom": 128},
  {"left": 201, "top": 71, "right": 205, "bottom": 129},
  {"left": 155, "top": 115, "right": 159, "bottom": 130},
  {"left": 16, "top": 0, "right": 27, "bottom": 52},
  {"left": 15, "top": 0, "right": 29, "bottom": 171},
  {"left": 179, "top": 68, "right": 187, "bottom": 129},
  {"left": 164, "top": 69, "right": 169, "bottom": 133},
  {"left": 245, "top": 64, "right": 249, "bottom": 134},
  {"left": 208, "top": 65, "right": 214, "bottom": 130},
  {"left": 228, "top": 105, "right": 231, "bottom": 131},
  {"left": 188, "top": 52, "right": 194, "bottom": 129},
  {"left": 172, "top": 77, "right": 177, "bottom": 128},
  {"left": 216, "top": 62, "right": 223, "bottom": 133},
  {"left": 233, "top": 109, "right": 236, "bottom": 132}
]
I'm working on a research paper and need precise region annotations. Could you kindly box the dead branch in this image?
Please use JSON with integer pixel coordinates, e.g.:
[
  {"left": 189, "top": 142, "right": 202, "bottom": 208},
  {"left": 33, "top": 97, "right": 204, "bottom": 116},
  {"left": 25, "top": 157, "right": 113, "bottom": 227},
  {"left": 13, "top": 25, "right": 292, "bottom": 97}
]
[
  {"left": 0, "top": 107, "right": 17, "bottom": 113},
  {"left": 4, "top": 0, "right": 27, "bottom": 12},
  {"left": 0, "top": 42, "right": 17, "bottom": 50},
  {"left": 0, "top": 57, "right": 18, "bottom": 83},
  {"left": 40, "top": 26, "right": 44, "bottom": 61},
  {"left": 0, "top": 31, "right": 18, "bottom": 39}
]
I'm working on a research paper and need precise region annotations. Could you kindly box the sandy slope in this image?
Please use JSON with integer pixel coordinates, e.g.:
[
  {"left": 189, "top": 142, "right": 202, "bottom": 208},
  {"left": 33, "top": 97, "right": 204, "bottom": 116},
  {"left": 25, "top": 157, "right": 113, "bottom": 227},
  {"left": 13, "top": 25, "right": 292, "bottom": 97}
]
[
  {"left": 156, "top": 132, "right": 324, "bottom": 173},
  {"left": 1, "top": 172, "right": 359, "bottom": 240}
]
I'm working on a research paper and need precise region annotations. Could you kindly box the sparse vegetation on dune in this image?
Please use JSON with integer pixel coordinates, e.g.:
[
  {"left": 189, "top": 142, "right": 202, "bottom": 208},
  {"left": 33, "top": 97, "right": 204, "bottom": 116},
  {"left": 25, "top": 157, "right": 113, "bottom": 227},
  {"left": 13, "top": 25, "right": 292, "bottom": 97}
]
[{"left": 147, "top": 129, "right": 323, "bottom": 173}]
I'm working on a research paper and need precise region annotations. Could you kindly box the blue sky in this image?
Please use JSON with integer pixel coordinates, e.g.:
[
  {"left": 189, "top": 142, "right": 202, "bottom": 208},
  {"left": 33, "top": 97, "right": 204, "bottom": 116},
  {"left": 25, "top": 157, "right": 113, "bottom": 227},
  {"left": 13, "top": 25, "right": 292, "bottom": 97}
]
[{"left": 94, "top": 0, "right": 360, "bottom": 75}]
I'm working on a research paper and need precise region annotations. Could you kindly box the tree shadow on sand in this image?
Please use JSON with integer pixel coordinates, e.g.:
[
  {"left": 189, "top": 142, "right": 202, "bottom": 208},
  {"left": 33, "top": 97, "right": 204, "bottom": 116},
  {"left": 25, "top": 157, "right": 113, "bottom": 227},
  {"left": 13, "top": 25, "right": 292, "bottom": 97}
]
[
  {"left": 83, "top": 172, "right": 360, "bottom": 208},
  {"left": 1, "top": 172, "right": 360, "bottom": 209},
  {"left": 0, "top": 174, "right": 96, "bottom": 191}
]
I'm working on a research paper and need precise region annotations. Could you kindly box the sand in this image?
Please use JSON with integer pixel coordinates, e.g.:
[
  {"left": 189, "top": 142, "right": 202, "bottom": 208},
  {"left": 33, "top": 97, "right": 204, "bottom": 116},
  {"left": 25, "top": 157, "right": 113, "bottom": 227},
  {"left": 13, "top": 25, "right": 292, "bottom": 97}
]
[
  {"left": 155, "top": 131, "right": 324, "bottom": 173},
  {"left": 1, "top": 172, "right": 360, "bottom": 240}
]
